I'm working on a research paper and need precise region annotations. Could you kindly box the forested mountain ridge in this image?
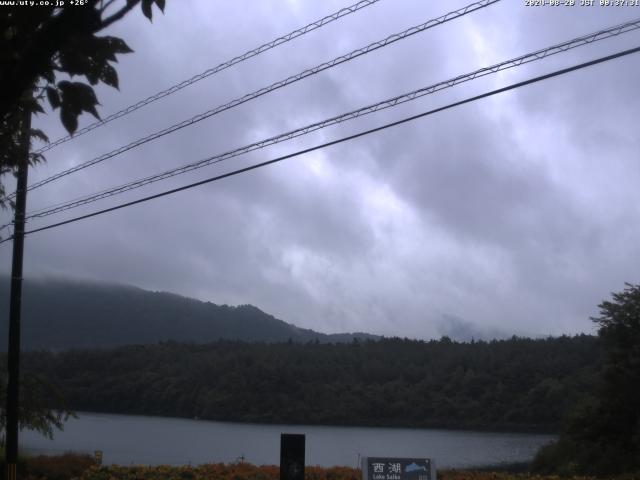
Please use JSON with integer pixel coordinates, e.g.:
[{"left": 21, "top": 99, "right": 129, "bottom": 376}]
[
  {"left": 23, "top": 335, "right": 600, "bottom": 433},
  {"left": 0, "top": 277, "right": 377, "bottom": 349}
]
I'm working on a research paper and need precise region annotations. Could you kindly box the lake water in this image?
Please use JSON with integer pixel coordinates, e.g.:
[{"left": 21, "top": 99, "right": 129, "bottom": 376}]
[{"left": 20, "top": 412, "right": 555, "bottom": 469}]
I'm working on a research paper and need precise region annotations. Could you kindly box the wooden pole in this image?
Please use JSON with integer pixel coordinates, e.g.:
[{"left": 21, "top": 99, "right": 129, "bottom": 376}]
[{"left": 5, "top": 105, "right": 31, "bottom": 480}]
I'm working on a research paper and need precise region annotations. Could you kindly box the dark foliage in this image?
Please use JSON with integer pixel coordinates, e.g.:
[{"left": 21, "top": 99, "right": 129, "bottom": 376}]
[
  {"left": 0, "top": 358, "right": 75, "bottom": 441},
  {"left": 0, "top": 0, "right": 165, "bottom": 209},
  {"left": 0, "top": 452, "right": 96, "bottom": 480},
  {"left": 21, "top": 335, "right": 599, "bottom": 432},
  {"left": 532, "top": 283, "right": 640, "bottom": 476}
]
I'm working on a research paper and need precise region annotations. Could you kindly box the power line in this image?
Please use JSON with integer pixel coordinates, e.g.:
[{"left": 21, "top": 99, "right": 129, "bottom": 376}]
[
  {"left": 0, "top": 225, "right": 13, "bottom": 239},
  {"left": 23, "top": 0, "right": 498, "bottom": 194},
  {"left": 17, "top": 0, "right": 499, "bottom": 197},
  {"left": 21, "top": 17, "right": 640, "bottom": 221},
  {"left": 2, "top": 44, "right": 636, "bottom": 244},
  {"left": 34, "top": 0, "right": 383, "bottom": 155}
]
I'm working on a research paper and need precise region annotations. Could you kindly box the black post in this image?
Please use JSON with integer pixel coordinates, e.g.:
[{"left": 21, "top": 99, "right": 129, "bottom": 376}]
[
  {"left": 280, "top": 434, "right": 305, "bottom": 480},
  {"left": 5, "top": 107, "right": 31, "bottom": 480}
]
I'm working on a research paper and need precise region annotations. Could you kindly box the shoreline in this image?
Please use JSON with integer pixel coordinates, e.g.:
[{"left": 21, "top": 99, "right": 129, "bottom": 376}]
[{"left": 70, "top": 410, "right": 560, "bottom": 436}]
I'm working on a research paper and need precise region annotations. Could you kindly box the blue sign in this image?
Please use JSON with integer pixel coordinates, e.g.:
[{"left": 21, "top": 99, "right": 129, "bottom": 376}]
[{"left": 362, "top": 457, "right": 434, "bottom": 480}]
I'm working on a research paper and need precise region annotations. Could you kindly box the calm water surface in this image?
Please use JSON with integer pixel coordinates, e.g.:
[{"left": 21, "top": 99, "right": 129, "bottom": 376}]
[{"left": 21, "top": 412, "right": 554, "bottom": 468}]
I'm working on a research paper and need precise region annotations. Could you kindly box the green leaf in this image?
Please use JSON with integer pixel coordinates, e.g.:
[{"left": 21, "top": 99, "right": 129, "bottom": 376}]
[
  {"left": 41, "top": 68, "right": 55, "bottom": 84},
  {"left": 29, "top": 152, "right": 46, "bottom": 166},
  {"left": 85, "top": 67, "right": 100, "bottom": 86},
  {"left": 73, "top": 83, "right": 100, "bottom": 119},
  {"left": 85, "top": 104, "right": 100, "bottom": 119},
  {"left": 30, "top": 128, "right": 49, "bottom": 143},
  {"left": 100, "top": 64, "right": 119, "bottom": 89},
  {"left": 56, "top": 80, "right": 71, "bottom": 90},
  {"left": 104, "top": 36, "right": 133, "bottom": 55},
  {"left": 57, "top": 39, "right": 93, "bottom": 77},
  {"left": 46, "top": 87, "right": 61, "bottom": 109},
  {"left": 60, "top": 107, "right": 78, "bottom": 134},
  {"left": 57, "top": 81, "right": 101, "bottom": 133},
  {"left": 31, "top": 101, "right": 45, "bottom": 114},
  {"left": 141, "top": 0, "right": 153, "bottom": 20}
]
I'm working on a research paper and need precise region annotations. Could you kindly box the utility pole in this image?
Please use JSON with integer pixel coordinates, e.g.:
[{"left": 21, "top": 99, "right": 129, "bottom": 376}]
[{"left": 5, "top": 104, "right": 31, "bottom": 480}]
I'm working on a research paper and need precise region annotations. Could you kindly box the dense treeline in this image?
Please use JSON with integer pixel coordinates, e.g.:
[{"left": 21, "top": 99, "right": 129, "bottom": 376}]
[{"left": 23, "top": 335, "right": 599, "bottom": 432}]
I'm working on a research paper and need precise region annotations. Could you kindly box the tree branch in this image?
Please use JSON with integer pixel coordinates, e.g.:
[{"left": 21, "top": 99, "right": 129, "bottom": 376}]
[
  {"left": 100, "top": 0, "right": 141, "bottom": 30},
  {"left": 0, "top": 0, "right": 141, "bottom": 121}
]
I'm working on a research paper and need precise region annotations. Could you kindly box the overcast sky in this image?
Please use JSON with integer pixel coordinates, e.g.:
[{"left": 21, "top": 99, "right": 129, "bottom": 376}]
[{"left": 2, "top": 0, "right": 640, "bottom": 340}]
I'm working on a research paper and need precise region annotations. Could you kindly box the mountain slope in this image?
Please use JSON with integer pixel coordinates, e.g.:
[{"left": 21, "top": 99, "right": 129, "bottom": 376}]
[{"left": 0, "top": 277, "right": 377, "bottom": 350}]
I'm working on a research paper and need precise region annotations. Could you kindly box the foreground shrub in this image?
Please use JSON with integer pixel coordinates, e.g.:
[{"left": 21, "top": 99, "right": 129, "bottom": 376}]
[
  {"left": 74, "top": 463, "right": 609, "bottom": 480},
  {"left": 5, "top": 456, "right": 637, "bottom": 480},
  {"left": 0, "top": 452, "right": 95, "bottom": 480},
  {"left": 24, "top": 452, "right": 96, "bottom": 480}
]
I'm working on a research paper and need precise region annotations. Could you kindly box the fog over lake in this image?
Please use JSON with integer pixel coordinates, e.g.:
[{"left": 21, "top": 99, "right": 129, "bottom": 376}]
[{"left": 21, "top": 413, "right": 554, "bottom": 468}]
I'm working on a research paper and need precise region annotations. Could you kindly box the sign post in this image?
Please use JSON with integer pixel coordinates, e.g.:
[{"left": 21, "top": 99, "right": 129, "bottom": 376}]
[
  {"left": 280, "top": 434, "right": 305, "bottom": 480},
  {"left": 362, "top": 457, "right": 436, "bottom": 480}
]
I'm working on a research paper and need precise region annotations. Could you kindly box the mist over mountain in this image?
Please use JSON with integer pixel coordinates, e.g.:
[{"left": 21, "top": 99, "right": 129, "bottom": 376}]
[
  {"left": 436, "top": 314, "right": 509, "bottom": 342},
  {"left": 0, "top": 277, "right": 378, "bottom": 350}
]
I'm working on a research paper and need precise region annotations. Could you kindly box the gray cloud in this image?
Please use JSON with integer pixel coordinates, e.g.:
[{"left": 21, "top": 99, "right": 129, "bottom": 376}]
[{"left": 2, "top": 0, "right": 640, "bottom": 339}]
